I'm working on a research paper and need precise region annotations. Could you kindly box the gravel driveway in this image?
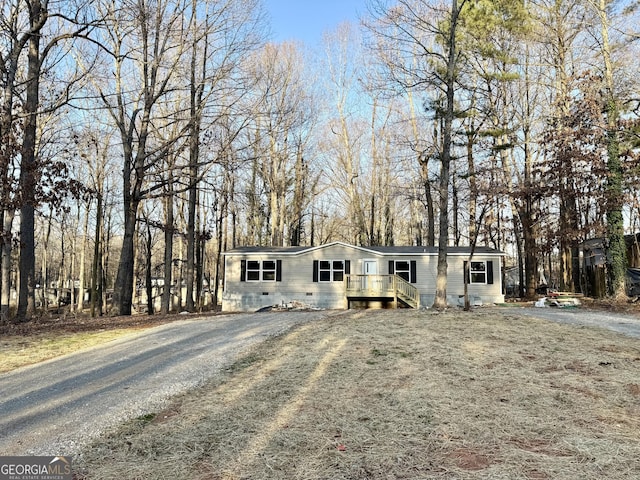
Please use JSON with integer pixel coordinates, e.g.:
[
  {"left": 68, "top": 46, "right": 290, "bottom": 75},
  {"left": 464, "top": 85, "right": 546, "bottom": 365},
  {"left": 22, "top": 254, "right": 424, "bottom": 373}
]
[
  {"left": 0, "top": 311, "right": 333, "bottom": 456},
  {"left": 505, "top": 306, "right": 640, "bottom": 338}
]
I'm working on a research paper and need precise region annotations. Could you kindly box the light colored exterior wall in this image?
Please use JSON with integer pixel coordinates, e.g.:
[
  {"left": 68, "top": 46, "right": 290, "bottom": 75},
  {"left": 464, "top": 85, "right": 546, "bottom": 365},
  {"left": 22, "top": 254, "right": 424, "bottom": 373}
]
[
  {"left": 222, "top": 243, "right": 504, "bottom": 312},
  {"left": 222, "top": 245, "right": 353, "bottom": 312},
  {"left": 442, "top": 253, "right": 504, "bottom": 307}
]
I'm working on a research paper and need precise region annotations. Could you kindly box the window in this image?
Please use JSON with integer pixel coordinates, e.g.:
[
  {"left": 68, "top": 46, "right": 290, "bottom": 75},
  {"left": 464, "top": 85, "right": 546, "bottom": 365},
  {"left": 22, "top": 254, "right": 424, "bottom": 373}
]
[
  {"left": 319, "top": 260, "right": 344, "bottom": 282},
  {"left": 394, "top": 261, "right": 411, "bottom": 282},
  {"left": 388, "top": 260, "right": 417, "bottom": 283},
  {"left": 313, "top": 260, "right": 349, "bottom": 282},
  {"left": 467, "top": 260, "right": 498, "bottom": 285},
  {"left": 242, "top": 259, "right": 281, "bottom": 282},
  {"left": 464, "top": 260, "right": 494, "bottom": 285},
  {"left": 470, "top": 261, "right": 486, "bottom": 284},
  {"left": 246, "top": 260, "right": 261, "bottom": 281},
  {"left": 262, "top": 260, "right": 277, "bottom": 281}
]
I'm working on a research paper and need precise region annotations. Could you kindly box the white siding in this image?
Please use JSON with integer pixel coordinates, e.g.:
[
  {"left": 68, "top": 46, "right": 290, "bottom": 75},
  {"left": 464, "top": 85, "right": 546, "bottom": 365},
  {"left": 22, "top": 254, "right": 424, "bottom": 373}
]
[{"left": 222, "top": 244, "right": 504, "bottom": 311}]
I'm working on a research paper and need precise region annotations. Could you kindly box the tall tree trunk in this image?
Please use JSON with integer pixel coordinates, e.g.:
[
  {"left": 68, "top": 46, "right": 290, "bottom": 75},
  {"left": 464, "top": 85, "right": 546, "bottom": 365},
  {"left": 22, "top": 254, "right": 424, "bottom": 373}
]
[
  {"left": 1, "top": 211, "right": 15, "bottom": 323},
  {"left": 17, "top": 3, "right": 44, "bottom": 321},
  {"left": 597, "top": 0, "right": 627, "bottom": 297},
  {"left": 0, "top": 1, "right": 28, "bottom": 323},
  {"left": 520, "top": 208, "right": 538, "bottom": 299},
  {"left": 452, "top": 167, "right": 460, "bottom": 246},
  {"left": 176, "top": 231, "right": 184, "bottom": 312},
  {"left": 196, "top": 229, "right": 203, "bottom": 310},
  {"left": 77, "top": 201, "right": 90, "bottom": 312},
  {"left": 91, "top": 194, "right": 103, "bottom": 317},
  {"left": 290, "top": 146, "right": 305, "bottom": 246},
  {"left": 42, "top": 204, "right": 54, "bottom": 312},
  {"left": 112, "top": 85, "right": 150, "bottom": 316},
  {"left": 185, "top": 168, "right": 197, "bottom": 312},
  {"left": 214, "top": 214, "right": 224, "bottom": 312},
  {"left": 421, "top": 160, "right": 435, "bottom": 246},
  {"left": 145, "top": 219, "right": 153, "bottom": 315},
  {"left": 161, "top": 182, "right": 174, "bottom": 315},
  {"left": 185, "top": 96, "right": 201, "bottom": 311},
  {"left": 112, "top": 197, "right": 139, "bottom": 316},
  {"left": 554, "top": 21, "right": 579, "bottom": 293},
  {"left": 69, "top": 207, "right": 82, "bottom": 312},
  {"left": 433, "top": 0, "right": 461, "bottom": 310},
  {"left": 102, "top": 200, "right": 113, "bottom": 313},
  {"left": 467, "top": 129, "right": 477, "bottom": 243},
  {"left": 407, "top": 89, "right": 435, "bottom": 246}
]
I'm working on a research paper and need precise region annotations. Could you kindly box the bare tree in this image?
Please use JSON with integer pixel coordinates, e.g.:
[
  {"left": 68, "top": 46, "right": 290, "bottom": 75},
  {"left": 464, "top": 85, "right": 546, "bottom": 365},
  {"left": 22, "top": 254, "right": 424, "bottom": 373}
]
[
  {"left": 71, "top": 124, "right": 116, "bottom": 316},
  {"left": 245, "top": 41, "right": 317, "bottom": 247},
  {"left": 0, "top": 0, "right": 98, "bottom": 321},
  {"left": 323, "top": 25, "right": 369, "bottom": 245},
  {"left": 91, "top": 0, "right": 194, "bottom": 315},
  {"left": 461, "top": 0, "right": 537, "bottom": 298},
  {"left": 0, "top": 0, "right": 29, "bottom": 322},
  {"left": 183, "top": 0, "right": 264, "bottom": 311},
  {"left": 592, "top": 0, "right": 627, "bottom": 297},
  {"left": 367, "top": 0, "right": 468, "bottom": 308}
]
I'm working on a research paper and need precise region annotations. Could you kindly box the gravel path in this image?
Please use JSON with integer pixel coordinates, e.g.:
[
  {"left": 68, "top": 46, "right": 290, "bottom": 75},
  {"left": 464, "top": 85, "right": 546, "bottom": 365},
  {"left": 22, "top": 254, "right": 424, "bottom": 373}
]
[
  {"left": 0, "top": 311, "right": 333, "bottom": 456},
  {"left": 505, "top": 306, "right": 640, "bottom": 338}
]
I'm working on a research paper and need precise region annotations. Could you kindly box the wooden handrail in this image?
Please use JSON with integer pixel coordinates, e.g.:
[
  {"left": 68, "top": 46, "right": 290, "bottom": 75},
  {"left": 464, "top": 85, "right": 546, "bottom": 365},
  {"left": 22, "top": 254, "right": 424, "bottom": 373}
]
[
  {"left": 395, "top": 275, "right": 420, "bottom": 308},
  {"left": 345, "top": 274, "right": 419, "bottom": 308}
]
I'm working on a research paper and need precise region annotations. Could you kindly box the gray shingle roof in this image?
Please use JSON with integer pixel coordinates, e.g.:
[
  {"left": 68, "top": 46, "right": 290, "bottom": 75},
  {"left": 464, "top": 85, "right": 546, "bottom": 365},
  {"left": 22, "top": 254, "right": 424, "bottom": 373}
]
[{"left": 224, "top": 242, "right": 503, "bottom": 256}]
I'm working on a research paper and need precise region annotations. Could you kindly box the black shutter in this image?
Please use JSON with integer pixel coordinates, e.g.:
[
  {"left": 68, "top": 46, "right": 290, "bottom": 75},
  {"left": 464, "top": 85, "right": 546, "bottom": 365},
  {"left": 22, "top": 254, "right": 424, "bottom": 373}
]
[
  {"left": 389, "top": 260, "right": 394, "bottom": 275},
  {"left": 345, "top": 260, "right": 351, "bottom": 274},
  {"left": 313, "top": 260, "right": 319, "bottom": 282},
  {"left": 241, "top": 260, "right": 246, "bottom": 282},
  {"left": 487, "top": 260, "right": 494, "bottom": 284},
  {"left": 463, "top": 261, "right": 469, "bottom": 284},
  {"left": 276, "top": 260, "right": 282, "bottom": 282},
  {"left": 410, "top": 260, "right": 417, "bottom": 283}
]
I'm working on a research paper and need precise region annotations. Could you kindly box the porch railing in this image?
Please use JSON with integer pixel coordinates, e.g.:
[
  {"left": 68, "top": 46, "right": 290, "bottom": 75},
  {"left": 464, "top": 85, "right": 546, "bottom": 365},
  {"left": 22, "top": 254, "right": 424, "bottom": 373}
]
[{"left": 345, "top": 274, "right": 419, "bottom": 308}]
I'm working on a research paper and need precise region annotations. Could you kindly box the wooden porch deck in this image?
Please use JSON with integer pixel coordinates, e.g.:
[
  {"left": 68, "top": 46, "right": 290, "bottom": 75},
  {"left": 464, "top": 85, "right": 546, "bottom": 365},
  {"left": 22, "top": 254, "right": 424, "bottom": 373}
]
[{"left": 345, "top": 274, "right": 420, "bottom": 309}]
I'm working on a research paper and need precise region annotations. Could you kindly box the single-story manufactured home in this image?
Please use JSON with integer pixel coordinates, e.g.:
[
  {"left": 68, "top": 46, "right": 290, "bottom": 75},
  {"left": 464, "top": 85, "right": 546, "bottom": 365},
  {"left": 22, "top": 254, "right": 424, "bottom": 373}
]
[{"left": 222, "top": 242, "right": 505, "bottom": 312}]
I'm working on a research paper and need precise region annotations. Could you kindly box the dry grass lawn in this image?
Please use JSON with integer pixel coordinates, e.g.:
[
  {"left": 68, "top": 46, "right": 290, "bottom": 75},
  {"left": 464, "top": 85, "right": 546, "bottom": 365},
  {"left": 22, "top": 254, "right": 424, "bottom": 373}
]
[
  {"left": 76, "top": 308, "right": 640, "bottom": 479},
  {"left": 0, "top": 311, "right": 217, "bottom": 373},
  {"left": 0, "top": 329, "right": 136, "bottom": 373}
]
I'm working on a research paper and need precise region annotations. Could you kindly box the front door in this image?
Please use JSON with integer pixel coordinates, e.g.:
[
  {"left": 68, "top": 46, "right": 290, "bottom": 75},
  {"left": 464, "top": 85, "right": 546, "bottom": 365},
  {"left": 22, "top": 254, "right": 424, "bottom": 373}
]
[
  {"left": 363, "top": 260, "right": 377, "bottom": 291},
  {"left": 363, "top": 260, "right": 377, "bottom": 275}
]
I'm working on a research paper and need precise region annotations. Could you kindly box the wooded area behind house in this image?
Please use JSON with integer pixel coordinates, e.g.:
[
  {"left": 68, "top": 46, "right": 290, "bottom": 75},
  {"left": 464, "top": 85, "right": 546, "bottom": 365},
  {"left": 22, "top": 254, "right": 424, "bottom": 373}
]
[{"left": 1, "top": 0, "right": 639, "bottom": 322}]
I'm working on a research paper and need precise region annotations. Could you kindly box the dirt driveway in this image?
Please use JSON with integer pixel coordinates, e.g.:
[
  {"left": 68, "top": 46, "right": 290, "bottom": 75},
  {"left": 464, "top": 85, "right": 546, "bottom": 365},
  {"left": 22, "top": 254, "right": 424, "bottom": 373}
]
[
  {"left": 506, "top": 306, "right": 640, "bottom": 338},
  {"left": 0, "top": 310, "right": 333, "bottom": 456}
]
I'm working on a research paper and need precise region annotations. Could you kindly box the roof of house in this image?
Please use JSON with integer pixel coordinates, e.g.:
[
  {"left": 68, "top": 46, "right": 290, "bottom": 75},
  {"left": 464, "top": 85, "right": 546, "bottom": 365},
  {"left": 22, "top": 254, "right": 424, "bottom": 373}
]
[
  {"left": 582, "top": 232, "right": 640, "bottom": 250},
  {"left": 223, "top": 241, "right": 504, "bottom": 256}
]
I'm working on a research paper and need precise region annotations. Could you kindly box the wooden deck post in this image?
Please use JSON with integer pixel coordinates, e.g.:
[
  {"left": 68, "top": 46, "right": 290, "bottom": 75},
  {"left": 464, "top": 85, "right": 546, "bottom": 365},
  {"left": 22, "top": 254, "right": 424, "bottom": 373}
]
[{"left": 393, "top": 275, "right": 398, "bottom": 308}]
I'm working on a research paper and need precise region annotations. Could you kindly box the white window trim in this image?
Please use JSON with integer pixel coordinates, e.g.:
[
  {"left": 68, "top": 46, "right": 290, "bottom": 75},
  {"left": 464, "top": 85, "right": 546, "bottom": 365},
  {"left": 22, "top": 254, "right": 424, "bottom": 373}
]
[
  {"left": 318, "top": 259, "right": 345, "bottom": 282},
  {"left": 246, "top": 260, "right": 277, "bottom": 282},
  {"left": 394, "top": 260, "right": 411, "bottom": 282},
  {"left": 262, "top": 260, "right": 277, "bottom": 282},
  {"left": 470, "top": 261, "right": 487, "bottom": 285}
]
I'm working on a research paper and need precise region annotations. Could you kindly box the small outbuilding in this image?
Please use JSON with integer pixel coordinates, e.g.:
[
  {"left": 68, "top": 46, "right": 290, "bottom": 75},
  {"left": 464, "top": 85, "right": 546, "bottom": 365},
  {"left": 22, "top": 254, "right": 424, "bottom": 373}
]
[
  {"left": 581, "top": 233, "right": 640, "bottom": 297},
  {"left": 221, "top": 242, "right": 505, "bottom": 312}
]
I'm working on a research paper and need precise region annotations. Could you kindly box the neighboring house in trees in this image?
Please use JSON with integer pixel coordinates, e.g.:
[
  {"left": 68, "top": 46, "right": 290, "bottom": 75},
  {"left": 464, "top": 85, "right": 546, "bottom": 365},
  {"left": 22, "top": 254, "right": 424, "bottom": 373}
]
[
  {"left": 222, "top": 242, "right": 505, "bottom": 312},
  {"left": 581, "top": 233, "right": 640, "bottom": 298}
]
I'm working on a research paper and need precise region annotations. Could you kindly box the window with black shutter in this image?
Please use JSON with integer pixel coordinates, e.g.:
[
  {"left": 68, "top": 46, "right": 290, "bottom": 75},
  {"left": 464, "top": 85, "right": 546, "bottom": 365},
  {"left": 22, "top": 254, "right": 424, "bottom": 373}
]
[
  {"left": 391, "top": 260, "right": 417, "bottom": 283},
  {"left": 313, "top": 259, "right": 346, "bottom": 282},
  {"left": 468, "top": 261, "right": 492, "bottom": 284},
  {"left": 244, "top": 260, "right": 279, "bottom": 282}
]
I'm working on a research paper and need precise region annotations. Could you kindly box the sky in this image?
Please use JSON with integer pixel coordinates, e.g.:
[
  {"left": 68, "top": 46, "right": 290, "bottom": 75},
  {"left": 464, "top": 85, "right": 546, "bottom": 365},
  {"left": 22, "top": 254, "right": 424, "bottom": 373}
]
[{"left": 265, "top": 0, "right": 366, "bottom": 46}]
